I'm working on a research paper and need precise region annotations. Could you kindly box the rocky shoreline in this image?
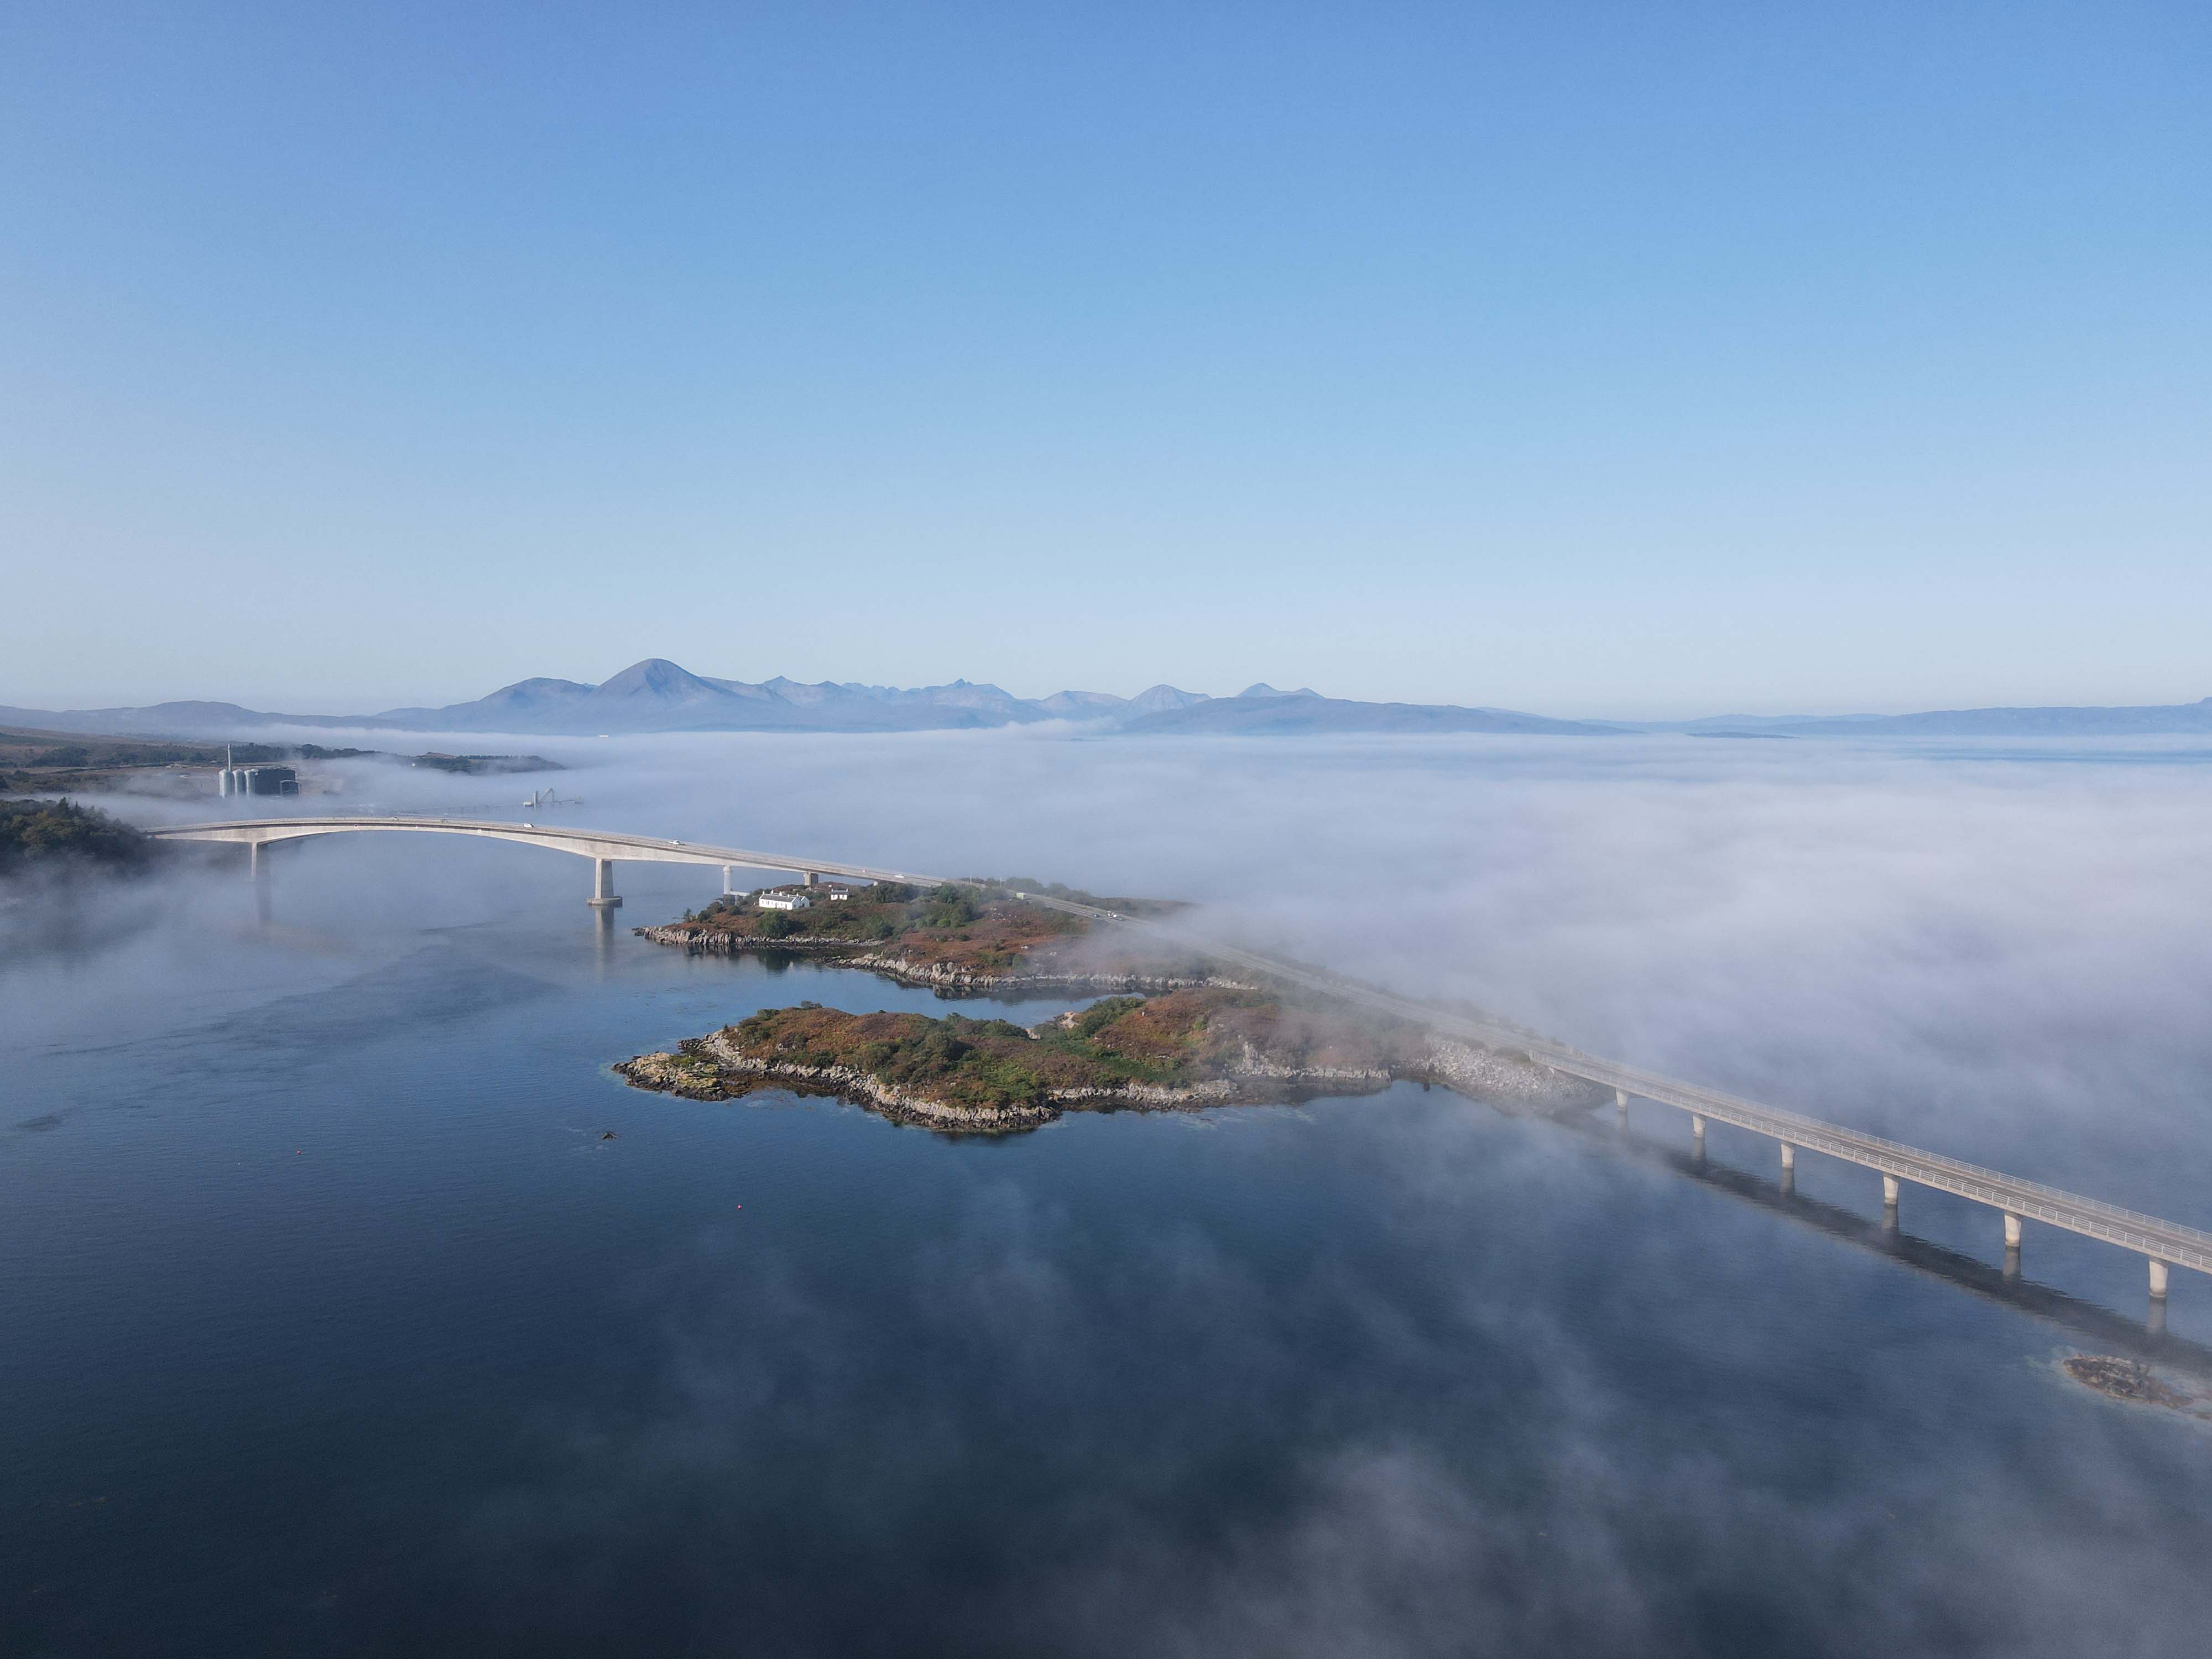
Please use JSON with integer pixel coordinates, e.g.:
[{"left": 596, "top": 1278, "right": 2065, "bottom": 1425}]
[
  {"left": 625, "top": 902, "right": 1608, "bottom": 1135},
  {"left": 2058, "top": 1355, "right": 2212, "bottom": 1419},
  {"left": 615, "top": 1026, "right": 1604, "bottom": 1135},
  {"left": 633, "top": 921, "right": 1248, "bottom": 997},
  {"left": 614, "top": 1034, "right": 1395, "bottom": 1131}
]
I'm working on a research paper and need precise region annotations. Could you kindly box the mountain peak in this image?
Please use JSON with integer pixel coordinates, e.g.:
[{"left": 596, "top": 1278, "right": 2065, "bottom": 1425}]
[
  {"left": 1126, "top": 684, "right": 1212, "bottom": 715},
  {"left": 596, "top": 658, "right": 718, "bottom": 697}
]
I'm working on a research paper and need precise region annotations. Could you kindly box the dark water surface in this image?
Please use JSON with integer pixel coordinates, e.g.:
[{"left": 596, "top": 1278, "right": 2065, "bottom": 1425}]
[{"left": 7, "top": 877, "right": 2212, "bottom": 1657}]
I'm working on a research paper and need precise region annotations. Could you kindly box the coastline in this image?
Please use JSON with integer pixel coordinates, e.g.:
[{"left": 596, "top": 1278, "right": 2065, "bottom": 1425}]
[
  {"left": 625, "top": 902, "right": 1609, "bottom": 1134},
  {"left": 632, "top": 920, "right": 1250, "bottom": 997},
  {"left": 615, "top": 1026, "right": 1605, "bottom": 1135}
]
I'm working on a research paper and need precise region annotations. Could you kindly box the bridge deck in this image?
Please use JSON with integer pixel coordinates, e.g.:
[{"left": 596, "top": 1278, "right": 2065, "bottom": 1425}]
[{"left": 144, "top": 816, "right": 953, "bottom": 888}]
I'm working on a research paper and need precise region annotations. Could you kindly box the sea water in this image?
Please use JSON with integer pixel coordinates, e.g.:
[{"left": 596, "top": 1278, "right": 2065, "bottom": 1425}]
[{"left": 6, "top": 739, "right": 2212, "bottom": 1657}]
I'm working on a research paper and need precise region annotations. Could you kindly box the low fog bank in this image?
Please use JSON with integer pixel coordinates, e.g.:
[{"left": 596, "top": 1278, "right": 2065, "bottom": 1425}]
[
  {"left": 447, "top": 1093, "right": 2212, "bottom": 1659},
  {"left": 37, "top": 725, "right": 2212, "bottom": 1204},
  {"left": 13, "top": 729, "right": 2212, "bottom": 1657}
]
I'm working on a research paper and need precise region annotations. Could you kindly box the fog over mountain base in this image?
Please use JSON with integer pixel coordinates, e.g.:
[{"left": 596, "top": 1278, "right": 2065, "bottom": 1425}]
[{"left": 6, "top": 731, "right": 2210, "bottom": 1656}]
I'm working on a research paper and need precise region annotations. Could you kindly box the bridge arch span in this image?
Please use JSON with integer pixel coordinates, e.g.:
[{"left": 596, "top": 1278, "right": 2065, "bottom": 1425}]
[{"left": 142, "top": 816, "right": 952, "bottom": 909}]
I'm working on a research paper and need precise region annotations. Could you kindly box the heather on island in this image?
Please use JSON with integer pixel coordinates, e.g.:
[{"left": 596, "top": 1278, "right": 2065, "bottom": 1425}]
[
  {"left": 616, "top": 987, "right": 1599, "bottom": 1133},
  {"left": 635, "top": 879, "right": 1218, "bottom": 992}
]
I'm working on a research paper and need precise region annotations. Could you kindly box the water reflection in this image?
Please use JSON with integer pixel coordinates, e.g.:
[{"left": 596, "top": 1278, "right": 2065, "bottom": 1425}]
[{"left": 1581, "top": 1114, "right": 2210, "bottom": 1376}]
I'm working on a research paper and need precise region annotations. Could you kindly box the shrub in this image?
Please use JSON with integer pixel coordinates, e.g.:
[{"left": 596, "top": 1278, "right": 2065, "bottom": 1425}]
[
  {"left": 1074, "top": 997, "right": 1145, "bottom": 1039},
  {"left": 921, "top": 885, "right": 979, "bottom": 928}
]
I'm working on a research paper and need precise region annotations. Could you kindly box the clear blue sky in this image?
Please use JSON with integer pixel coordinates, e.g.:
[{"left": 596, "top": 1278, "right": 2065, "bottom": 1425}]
[{"left": 3, "top": 2, "right": 2205, "bottom": 717}]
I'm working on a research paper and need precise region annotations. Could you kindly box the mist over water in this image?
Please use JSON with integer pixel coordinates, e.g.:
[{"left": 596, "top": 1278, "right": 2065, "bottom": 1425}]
[{"left": 7, "top": 731, "right": 2211, "bottom": 1655}]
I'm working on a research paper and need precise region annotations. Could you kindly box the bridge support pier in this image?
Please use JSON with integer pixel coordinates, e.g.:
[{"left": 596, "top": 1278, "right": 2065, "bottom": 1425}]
[
  {"left": 1689, "top": 1115, "right": 1705, "bottom": 1159},
  {"left": 1614, "top": 1088, "right": 1628, "bottom": 1123},
  {"left": 804, "top": 870, "right": 820, "bottom": 886},
  {"left": 249, "top": 839, "right": 273, "bottom": 925},
  {"left": 722, "top": 865, "right": 736, "bottom": 896},
  {"left": 1779, "top": 1142, "right": 1796, "bottom": 1195},
  {"left": 2150, "top": 1259, "right": 2169, "bottom": 1300},
  {"left": 1881, "top": 1174, "right": 1900, "bottom": 1231},
  {"left": 587, "top": 858, "right": 622, "bottom": 909}
]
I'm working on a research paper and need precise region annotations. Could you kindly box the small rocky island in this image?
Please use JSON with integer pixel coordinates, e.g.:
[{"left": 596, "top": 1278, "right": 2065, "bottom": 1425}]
[
  {"left": 624, "top": 876, "right": 1604, "bottom": 1131},
  {"left": 635, "top": 880, "right": 1233, "bottom": 994},
  {"left": 617, "top": 986, "right": 1600, "bottom": 1133},
  {"left": 2058, "top": 1355, "right": 2208, "bottom": 1417}
]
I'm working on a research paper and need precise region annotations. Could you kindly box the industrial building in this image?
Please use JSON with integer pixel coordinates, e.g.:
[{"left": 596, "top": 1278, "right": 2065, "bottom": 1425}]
[{"left": 215, "top": 748, "right": 299, "bottom": 798}]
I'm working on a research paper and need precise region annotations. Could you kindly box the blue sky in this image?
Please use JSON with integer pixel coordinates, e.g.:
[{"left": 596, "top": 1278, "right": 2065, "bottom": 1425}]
[{"left": 3, "top": 2, "right": 2205, "bottom": 716}]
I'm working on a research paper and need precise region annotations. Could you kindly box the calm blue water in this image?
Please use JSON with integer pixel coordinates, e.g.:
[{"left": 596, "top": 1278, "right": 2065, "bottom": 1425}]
[{"left": 7, "top": 869, "right": 2212, "bottom": 1657}]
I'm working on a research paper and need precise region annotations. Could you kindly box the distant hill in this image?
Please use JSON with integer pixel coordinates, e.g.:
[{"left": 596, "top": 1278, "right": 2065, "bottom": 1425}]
[
  {"left": 0, "top": 700, "right": 357, "bottom": 736},
  {"left": 1120, "top": 693, "right": 1619, "bottom": 737},
  {"left": 1623, "top": 700, "right": 2212, "bottom": 738},
  {"left": 1755, "top": 699, "right": 2212, "bottom": 737},
  {"left": 4, "top": 667, "right": 2206, "bottom": 741}
]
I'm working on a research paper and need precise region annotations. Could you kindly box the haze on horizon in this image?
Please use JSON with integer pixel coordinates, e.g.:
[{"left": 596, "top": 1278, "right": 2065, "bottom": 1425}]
[{"left": 3, "top": 4, "right": 2206, "bottom": 718}]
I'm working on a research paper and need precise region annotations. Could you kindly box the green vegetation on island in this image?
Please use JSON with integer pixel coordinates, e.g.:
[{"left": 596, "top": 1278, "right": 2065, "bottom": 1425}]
[
  {"left": 0, "top": 799, "right": 155, "bottom": 874},
  {"left": 625, "top": 877, "right": 1605, "bottom": 1131},
  {"left": 616, "top": 986, "right": 1422, "bottom": 1129},
  {"left": 639, "top": 880, "right": 1204, "bottom": 989}
]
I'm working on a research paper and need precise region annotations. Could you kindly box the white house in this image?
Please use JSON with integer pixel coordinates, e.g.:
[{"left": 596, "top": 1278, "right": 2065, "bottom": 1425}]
[{"left": 758, "top": 888, "right": 813, "bottom": 912}]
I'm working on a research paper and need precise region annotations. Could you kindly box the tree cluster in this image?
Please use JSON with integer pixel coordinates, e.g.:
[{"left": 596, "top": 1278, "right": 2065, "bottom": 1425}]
[{"left": 0, "top": 799, "right": 154, "bottom": 874}]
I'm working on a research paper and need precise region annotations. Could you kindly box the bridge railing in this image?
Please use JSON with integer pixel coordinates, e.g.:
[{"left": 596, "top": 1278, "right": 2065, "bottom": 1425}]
[{"left": 1530, "top": 1047, "right": 2212, "bottom": 1243}]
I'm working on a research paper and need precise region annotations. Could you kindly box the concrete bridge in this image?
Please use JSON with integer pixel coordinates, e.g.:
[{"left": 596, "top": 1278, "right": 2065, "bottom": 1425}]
[
  {"left": 150, "top": 815, "right": 2208, "bottom": 1317},
  {"left": 144, "top": 815, "right": 952, "bottom": 908},
  {"left": 1016, "top": 898, "right": 2212, "bottom": 1317}
]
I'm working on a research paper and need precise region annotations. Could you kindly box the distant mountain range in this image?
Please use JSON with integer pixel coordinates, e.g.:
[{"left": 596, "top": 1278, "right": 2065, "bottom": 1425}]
[
  {"left": 0, "top": 660, "right": 1618, "bottom": 738},
  {"left": 4, "top": 660, "right": 2210, "bottom": 740}
]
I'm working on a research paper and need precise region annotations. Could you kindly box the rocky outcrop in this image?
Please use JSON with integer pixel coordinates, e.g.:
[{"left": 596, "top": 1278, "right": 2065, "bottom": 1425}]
[
  {"left": 1411, "top": 1037, "right": 1608, "bottom": 1116},
  {"left": 619, "top": 1037, "right": 1058, "bottom": 1131},
  {"left": 632, "top": 922, "right": 1249, "bottom": 996},
  {"left": 618, "top": 931, "right": 1604, "bottom": 1135},
  {"left": 633, "top": 924, "right": 851, "bottom": 954},
  {"left": 615, "top": 1027, "right": 1422, "bottom": 1134},
  {"left": 837, "top": 951, "right": 1243, "bottom": 994}
]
